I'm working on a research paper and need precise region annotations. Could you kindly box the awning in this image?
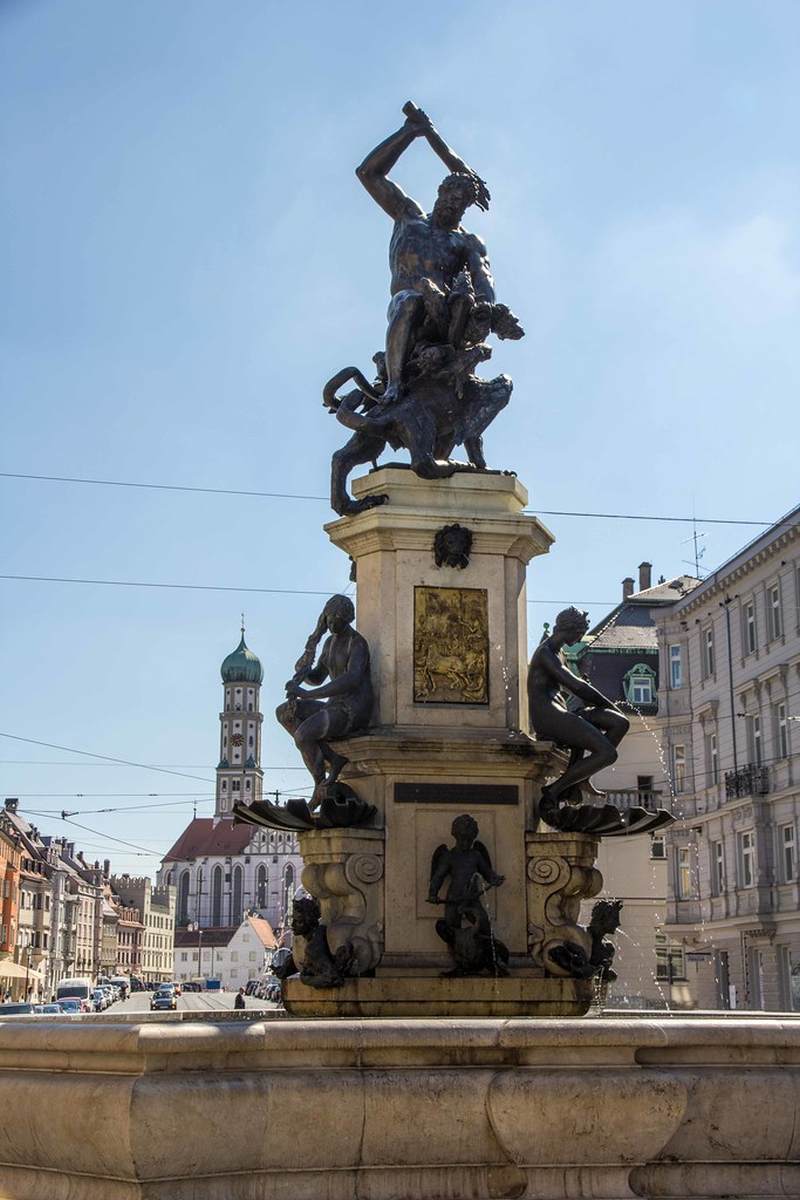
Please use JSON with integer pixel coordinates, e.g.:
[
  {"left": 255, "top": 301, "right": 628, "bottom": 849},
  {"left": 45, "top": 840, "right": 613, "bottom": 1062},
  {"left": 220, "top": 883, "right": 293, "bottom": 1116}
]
[{"left": 0, "top": 960, "right": 43, "bottom": 980}]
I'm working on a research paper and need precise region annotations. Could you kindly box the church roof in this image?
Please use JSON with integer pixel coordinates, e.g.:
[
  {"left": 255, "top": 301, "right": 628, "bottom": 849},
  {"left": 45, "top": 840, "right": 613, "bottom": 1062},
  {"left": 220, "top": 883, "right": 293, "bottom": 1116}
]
[
  {"left": 220, "top": 633, "right": 264, "bottom": 684},
  {"left": 162, "top": 818, "right": 253, "bottom": 863}
]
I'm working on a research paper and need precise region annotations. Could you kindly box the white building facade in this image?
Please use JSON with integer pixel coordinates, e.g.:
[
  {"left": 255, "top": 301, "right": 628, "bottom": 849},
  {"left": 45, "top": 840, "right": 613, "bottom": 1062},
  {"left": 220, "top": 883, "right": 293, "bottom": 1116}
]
[
  {"left": 158, "top": 628, "right": 303, "bottom": 938},
  {"left": 654, "top": 505, "right": 800, "bottom": 1010}
]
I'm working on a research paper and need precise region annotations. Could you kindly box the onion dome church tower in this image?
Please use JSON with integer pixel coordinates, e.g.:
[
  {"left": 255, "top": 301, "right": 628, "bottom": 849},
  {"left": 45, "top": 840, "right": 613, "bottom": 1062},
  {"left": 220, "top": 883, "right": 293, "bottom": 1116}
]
[
  {"left": 159, "top": 623, "right": 304, "bottom": 942},
  {"left": 216, "top": 622, "right": 264, "bottom": 819}
]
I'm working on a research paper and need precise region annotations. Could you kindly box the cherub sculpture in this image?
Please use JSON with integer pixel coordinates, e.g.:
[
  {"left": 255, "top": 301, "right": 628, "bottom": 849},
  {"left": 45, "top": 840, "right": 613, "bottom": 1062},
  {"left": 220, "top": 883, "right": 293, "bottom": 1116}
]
[
  {"left": 276, "top": 595, "right": 373, "bottom": 808},
  {"left": 428, "top": 814, "right": 509, "bottom": 977},
  {"left": 527, "top": 607, "right": 630, "bottom": 826}
]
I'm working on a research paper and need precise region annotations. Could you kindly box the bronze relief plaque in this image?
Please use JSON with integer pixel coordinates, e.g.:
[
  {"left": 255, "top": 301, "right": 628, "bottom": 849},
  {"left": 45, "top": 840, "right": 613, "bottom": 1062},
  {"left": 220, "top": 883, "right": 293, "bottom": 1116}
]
[{"left": 413, "top": 586, "right": 489, "bottom": 704}]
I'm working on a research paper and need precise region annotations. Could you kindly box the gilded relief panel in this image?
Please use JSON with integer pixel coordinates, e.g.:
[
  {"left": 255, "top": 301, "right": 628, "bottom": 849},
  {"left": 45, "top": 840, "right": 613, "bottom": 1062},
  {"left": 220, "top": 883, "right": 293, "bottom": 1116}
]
[{"left": 413, "top": 586, "right": 489, "bottom": 704}]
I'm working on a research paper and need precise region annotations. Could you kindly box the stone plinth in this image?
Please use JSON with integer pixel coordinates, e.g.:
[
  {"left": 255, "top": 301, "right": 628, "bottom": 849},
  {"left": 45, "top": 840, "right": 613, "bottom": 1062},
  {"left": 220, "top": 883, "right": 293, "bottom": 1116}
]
[
  {"left": 332, "top": 729, "right": 555, "bottom": 972},
  {"left": 1, "top": 1015, "right": 799, "bottom": 1199},
  {"left": 283, "top": 974, "right": 592, "bottom": 1016},
  {"left": 325, "top": 467, "right": 553, "bottom": 731}
]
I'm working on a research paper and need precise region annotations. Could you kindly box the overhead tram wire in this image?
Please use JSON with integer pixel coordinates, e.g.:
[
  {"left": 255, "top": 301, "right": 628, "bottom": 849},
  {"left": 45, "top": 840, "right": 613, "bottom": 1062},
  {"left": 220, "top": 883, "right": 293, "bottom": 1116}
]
[
  {"left": 0, "top": 574, "right": 618, "bottom": 606},
  {"left": 0, "top": 471, "right": 771, "bottom": 526},
  {"left": 0, "top": 733, "right": 213, "bottom": 784}
]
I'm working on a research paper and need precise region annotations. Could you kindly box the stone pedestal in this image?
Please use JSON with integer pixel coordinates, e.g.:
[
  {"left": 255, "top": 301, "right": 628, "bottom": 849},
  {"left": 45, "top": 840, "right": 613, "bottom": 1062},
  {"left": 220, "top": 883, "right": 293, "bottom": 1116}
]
[
  {"left": 325, "top": 466, "right": 553, "bottom": 732},
  {"left": 283, "top": 470, "right": 611, "bottom": 1017}
]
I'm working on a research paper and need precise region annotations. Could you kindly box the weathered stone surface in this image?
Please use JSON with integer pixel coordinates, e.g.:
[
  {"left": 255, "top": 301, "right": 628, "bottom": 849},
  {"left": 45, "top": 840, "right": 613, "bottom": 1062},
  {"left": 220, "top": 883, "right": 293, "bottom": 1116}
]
[
  {"left": 283, "top": 975, "right": 592, "bottom": 1017},
  {"left": 0, "top": 1016, "right": 799, "bottom": 1199}
]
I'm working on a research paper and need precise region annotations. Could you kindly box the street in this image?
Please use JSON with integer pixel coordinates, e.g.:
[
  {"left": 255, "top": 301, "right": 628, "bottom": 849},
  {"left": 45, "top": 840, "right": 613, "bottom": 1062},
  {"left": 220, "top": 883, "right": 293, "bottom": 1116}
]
[{"left": 115, "top": 990, "right": 277, "bottom": 1014}]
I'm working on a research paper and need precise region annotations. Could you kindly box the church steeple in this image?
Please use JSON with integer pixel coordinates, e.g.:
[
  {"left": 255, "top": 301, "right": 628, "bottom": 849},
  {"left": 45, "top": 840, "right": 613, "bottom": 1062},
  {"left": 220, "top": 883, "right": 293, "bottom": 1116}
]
[{"left": 216, "top": 625, "right": 264, "bottom": 819}]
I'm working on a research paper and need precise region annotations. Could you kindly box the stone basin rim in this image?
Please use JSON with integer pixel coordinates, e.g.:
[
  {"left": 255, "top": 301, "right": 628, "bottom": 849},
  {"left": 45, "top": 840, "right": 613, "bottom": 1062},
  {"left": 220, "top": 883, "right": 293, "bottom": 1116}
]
[{"left": 1, "top": 1015, "right": 800, "bottom": 1057}]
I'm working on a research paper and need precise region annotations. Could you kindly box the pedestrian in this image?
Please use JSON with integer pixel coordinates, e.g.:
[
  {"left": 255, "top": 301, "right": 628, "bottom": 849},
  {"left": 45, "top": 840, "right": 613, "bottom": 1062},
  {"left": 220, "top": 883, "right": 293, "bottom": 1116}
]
[{"left": 234, "top": 987, "right": 245, "bottom": 1011}]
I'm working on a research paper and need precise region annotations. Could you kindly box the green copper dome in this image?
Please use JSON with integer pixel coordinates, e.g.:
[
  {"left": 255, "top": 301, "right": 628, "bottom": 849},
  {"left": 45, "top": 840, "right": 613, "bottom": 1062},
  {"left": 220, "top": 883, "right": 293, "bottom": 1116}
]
[{"left": 220, "top": 634, "right": 264, "bottom": 684}]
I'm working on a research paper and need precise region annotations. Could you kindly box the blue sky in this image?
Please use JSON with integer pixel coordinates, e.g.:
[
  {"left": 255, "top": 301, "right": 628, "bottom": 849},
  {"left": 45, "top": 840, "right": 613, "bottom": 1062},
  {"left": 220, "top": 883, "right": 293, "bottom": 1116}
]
[{"left": 1, "top": 1, "right": 798, "bottom": 875}]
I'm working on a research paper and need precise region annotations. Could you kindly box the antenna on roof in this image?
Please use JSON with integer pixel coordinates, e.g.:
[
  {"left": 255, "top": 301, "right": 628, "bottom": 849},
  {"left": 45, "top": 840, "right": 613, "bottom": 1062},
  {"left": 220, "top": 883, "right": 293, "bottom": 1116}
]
[{"left": 682, "top": 508, "right": 707, "bottom": 578}]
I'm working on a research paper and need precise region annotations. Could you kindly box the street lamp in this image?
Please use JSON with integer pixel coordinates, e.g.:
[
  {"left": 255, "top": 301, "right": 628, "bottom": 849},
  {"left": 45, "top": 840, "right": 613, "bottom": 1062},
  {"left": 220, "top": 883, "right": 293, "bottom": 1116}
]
[{"left": 24, "top": 942, "right": 33, "bottom": 1001}]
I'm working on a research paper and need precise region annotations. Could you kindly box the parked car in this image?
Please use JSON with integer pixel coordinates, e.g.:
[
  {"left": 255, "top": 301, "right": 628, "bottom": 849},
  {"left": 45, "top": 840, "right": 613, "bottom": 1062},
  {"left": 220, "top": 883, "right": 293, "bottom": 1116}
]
[
  {"left": 0, "top": 1003, "right": 35, "bottom": 1016},
  {"left": 57, "top": 998, "right": 83, "bottom": 1015},
  {"left": 33, "top": 1003, "right": 66, "bottom": 1015},
  {"left": 91, "top": 989, "right": 108, "bottom": 1012},
  {"left": 150, "top": 989, "right": 178, "bottom": 1012}
]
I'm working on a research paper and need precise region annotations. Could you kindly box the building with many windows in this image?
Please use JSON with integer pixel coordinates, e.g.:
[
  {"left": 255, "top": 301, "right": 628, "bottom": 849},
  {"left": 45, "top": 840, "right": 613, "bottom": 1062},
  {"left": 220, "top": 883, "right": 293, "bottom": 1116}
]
[
  {"left": 568, "top": 563, "right": 700, "bottom": 1007},
  {"left": 157, "top": 628, "right": 303, "bottom": 949},
  {"left": 111, "top": 875, "right": 175, "bottom": 985},
  {"left": 654, "top": 504, "right": 800, "bottom": 1009}
]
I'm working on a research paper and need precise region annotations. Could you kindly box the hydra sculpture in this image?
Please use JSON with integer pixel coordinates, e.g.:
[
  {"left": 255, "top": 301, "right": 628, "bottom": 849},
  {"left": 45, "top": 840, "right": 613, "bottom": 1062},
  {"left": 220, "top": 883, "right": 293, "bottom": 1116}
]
[{"left": 325, "top": 101, "right": 524, "bottom": 516}]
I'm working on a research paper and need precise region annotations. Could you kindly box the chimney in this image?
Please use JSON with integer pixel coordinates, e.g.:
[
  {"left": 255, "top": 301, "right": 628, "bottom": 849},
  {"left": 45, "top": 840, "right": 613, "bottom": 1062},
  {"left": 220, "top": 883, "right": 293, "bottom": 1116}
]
[
  {"left": 103, "top": 859, "right": 111, "bottom": 878},
  {"left": 4, "top": 798, "right": 19, "bottom": 814},
  {"left": 622, "top": 577, "right": 634, "bottom": 601},
  {"left": 638, "top": 562, "right": 652, "bottom": 592}
]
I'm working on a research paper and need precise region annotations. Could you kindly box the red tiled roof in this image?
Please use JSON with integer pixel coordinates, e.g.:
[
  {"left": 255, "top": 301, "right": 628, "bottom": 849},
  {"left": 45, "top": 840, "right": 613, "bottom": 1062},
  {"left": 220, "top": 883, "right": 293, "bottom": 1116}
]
[
  {"left": 162, "top": 818, "right": 252, "bottom": 863},
  {"left": 246, "top": 915, "right": 278, "bottom": 949}
]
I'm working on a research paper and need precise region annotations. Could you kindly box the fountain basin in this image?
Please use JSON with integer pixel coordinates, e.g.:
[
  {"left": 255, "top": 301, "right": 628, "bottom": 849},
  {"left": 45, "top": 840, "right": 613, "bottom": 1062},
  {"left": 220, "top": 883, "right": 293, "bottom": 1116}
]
[{"left": 0, "top": 1014, "right": 798, "bottom": 1199}]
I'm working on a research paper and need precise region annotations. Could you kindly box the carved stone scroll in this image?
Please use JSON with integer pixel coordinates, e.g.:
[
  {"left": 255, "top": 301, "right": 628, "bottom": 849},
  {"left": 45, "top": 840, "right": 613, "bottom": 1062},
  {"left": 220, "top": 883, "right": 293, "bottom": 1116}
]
[
  {"left": 525, "top": 831, "right": 603, "bottom": 978},
  {"left": 298, "top": 827, "right": 385, "bottom": 976}
]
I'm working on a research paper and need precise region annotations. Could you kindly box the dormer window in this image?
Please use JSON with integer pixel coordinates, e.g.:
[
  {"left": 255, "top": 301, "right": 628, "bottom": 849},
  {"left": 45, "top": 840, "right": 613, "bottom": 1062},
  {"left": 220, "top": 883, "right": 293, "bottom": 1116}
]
[{"left": 623, "top": 663, "right": 656, "bottom": 707}]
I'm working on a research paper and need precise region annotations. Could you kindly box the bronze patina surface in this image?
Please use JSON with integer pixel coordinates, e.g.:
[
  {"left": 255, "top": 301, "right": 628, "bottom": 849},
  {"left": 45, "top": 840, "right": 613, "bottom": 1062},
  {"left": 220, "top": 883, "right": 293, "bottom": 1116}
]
[{"left": 413, "top": 585, "right": 488, "bottom": 704}]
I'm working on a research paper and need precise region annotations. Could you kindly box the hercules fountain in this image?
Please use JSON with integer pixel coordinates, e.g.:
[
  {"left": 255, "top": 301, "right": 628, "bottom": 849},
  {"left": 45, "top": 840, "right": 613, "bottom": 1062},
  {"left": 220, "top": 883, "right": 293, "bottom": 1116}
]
[{"left": 0, "top": 103, "right": 795, "bottom": 1200}]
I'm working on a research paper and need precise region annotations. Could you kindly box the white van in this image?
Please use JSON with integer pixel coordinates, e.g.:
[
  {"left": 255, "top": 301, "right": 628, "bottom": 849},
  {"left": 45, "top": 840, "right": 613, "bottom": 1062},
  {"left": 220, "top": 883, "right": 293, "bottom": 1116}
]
[
  {"left": 55, "top": 977, "right": 93, "bottom": 1010},
  {"left": 108, "top": 975, "right": 130, "bottom": 999}
]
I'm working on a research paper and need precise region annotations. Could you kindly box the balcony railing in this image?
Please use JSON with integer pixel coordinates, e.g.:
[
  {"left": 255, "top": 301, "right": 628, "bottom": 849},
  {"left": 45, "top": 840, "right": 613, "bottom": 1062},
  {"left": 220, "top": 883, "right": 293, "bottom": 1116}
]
[
  {"left": 605, "top": 788, "right": 664, "bottom": 813},
  {"left": 725, "top": 763, "right": 770, "bottom": 800}
]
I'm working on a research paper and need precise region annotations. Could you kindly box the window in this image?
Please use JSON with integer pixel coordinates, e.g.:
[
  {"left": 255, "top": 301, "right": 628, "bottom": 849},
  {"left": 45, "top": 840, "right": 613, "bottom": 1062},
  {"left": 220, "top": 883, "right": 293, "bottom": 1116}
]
[
  {"left": 180, "top": 951, "right": 188, "bottom": 963},
  {"left": 744, "top": 601, "right": 757, "bottom": 655},
  {"left": 782, "top": 825, "right": 796, "bottom": 882},
  {"left": 656, "top": 932, "right": 686, "bottom": 981},
  {"left": 650, "top": 834, "right": 666, "bottom": 860},
  {"left": 768, "top": 584, "right": 783, "bottom": 641},
  {"left": 677, "top": 847, "right": 692, "bottom": 898},
  {"left": 232, "top": 780, "right": 241, "bottom": 792},
  {"left": 672, "top": 744, "right": 686, "bottom": 793},
  {"left": 704, "top": 732, "right": 719, "bottom": 787},
  {"left": 712, "top": 841, "right": 725, "bottom": 895},
  {"left": 738, "top": 830, "right": 755, "bottom": 888},
  {"left": 624, "top": 663, "right": 656, "bottom": 707},
  {"left": 776, "top": 703, "right": 789, "bottom": 759},
  {"left": 703, "top": 626, "right": 715, "bottom": 678},
  {"left": 747, "top": 714, "right": 763, "bottom": 765},
  {"left": 669, "top": 644, "right": 683, "bottom": 689}
]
